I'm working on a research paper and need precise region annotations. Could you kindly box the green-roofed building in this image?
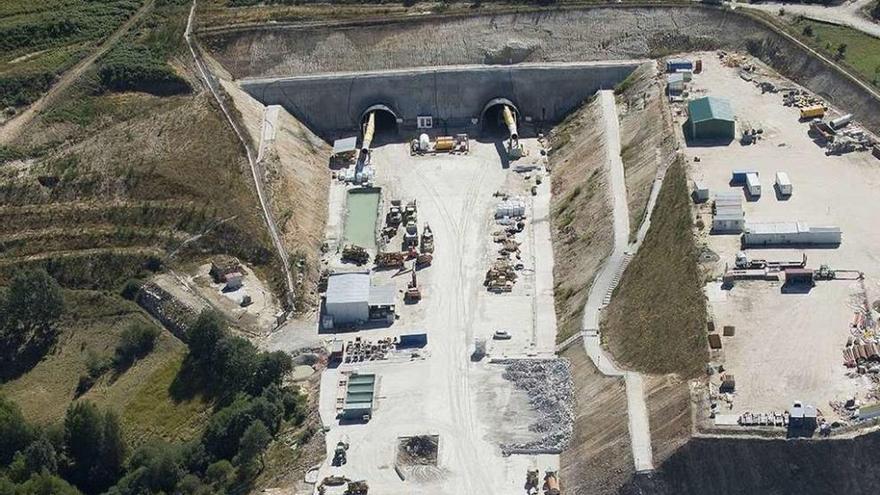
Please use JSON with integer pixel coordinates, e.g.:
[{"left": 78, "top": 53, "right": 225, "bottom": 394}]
[
  {"left": 341, "top": 373, "right": 376, "bottom": 421},
  {"left": 687, "top": 96, "right": 735, "bottom": 140}
]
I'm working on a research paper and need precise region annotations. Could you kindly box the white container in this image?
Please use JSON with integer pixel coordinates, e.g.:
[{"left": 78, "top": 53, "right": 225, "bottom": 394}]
[
  {"left": 829, "top": 114, "right": 853, "bottom": 130},
  {"left": 745, "top": 173, "right": 761, "bottom": 197},
  {"left": 419, "top": 133, "right": 430, "bottom": 151},
  {"left": 775, "top": 171, "right": 792, "bottom": 196}
]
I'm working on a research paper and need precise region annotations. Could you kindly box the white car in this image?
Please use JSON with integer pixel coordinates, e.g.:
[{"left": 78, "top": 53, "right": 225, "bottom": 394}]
[{"left": 493, "top": 330, "right": 512, "bottom": 340}]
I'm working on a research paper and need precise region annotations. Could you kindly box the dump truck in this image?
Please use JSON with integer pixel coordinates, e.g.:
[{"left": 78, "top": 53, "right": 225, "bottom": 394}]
[
  {"left": 543, "top": 471, "right": 560, "bottom": 495},
  {"left": 420, "top": 223, "right": 434, "bottom": 253}
]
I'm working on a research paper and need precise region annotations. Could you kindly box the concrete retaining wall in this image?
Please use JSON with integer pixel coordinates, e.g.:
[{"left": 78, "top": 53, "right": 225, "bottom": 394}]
[{"left": 239, "top": 62, "right": 642, "bottom": 138}]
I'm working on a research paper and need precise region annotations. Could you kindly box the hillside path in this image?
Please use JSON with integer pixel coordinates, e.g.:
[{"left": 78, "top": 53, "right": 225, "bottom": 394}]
[
  {"left": 0, "top": 0, "right": 155, "bottom": 145},
  {"left": 579, "top": 90, "right": 656, "bottom": 473}
]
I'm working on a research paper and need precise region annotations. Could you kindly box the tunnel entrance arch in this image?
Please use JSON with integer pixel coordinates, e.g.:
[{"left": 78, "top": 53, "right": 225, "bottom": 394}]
[
  {"left": 360, "top": 104, "right": 399, "bottom": 139},
  {"left": 480, "top": 98, "right": 519, "bottom": 137}
]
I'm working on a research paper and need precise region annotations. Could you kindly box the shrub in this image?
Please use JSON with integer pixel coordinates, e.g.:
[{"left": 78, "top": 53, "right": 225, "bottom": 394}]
[
  {"left": 114, "top": 323, "right": 160, "bottom": 369},
  {"left": 98, "top": 44, "right": 189, "bottom": 96}
]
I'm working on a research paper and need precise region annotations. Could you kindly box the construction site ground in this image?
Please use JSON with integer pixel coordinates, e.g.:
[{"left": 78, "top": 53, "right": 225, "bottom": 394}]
[
  {"left": 683, "top": 53, "right": 880, "bottom": 423},
  {"left": 312, "top": 137, "right": 561, "bottom": 494}
]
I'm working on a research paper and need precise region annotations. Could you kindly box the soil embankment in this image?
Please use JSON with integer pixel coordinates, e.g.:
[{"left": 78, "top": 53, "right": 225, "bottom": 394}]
[
  {"left": 201, "top": 5, "right": 880, "bottom": 135},
  {"left": 615, "top": 63, "right": 677, "bottom": 241},
  {"left": 221, "top": 80, "right": 331, "bottom": 313},
  {"left": 560, "top": 344, "right": 633, "bottom": 495},
  {"left": 547, "top": 96, "right": 614, "bottom": 344}
]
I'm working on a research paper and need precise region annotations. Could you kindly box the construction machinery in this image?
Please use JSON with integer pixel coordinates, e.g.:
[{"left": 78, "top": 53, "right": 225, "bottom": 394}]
[
  {"left": 402, "top": 221, "right": 419, "bottom": 250},
  {"left": 344, "top": 480, "right": 369, "bottom": 495},
  {"left": 485, "top": 260, "right": 516, "bottom": 292},
  {"left": 411, "top": 133, "right": 469, "bottom": 154},
  {"left": 332, "top": 440, "right": 349, "bottom": 466},
  {"left": 543, "top": 471, "right": 560, "bottom": 495},
  {"left": 386, "top": 201, "right": 403, "bottom": 226},
  {"left": 420, "top": 223, "right": 434, "bottom": 253},
  {"left": 502, "top": 105, "right": 525, "bottom": 159},
  {"left": 375, "top": 251, "right": 406, "bottom": 269},
  {"left": 342, "top": 245, "right": 369, "bottom": 265},
  {"left": 526, "top": 469, "right": 540, "bottom": 494},
  {"left": 403, "top": 200, "right": 418, "bottom": 223},
  {"left": 415, "top": 252, "right": 433, "bottom": 268},
  {"left": 405, "top": 264, "right": 421, "bottom": 303},
  {"left": 734, "top": 251, "right": 806, "bottom": 270}
]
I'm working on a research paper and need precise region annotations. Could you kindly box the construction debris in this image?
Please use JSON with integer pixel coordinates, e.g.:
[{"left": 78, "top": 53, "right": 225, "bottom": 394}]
[
  {"left": 498, "top": 359, "right": 573, "bottom": 455},
  {"left": 396, "top": 435, "right": 439, "bottom": 465}
]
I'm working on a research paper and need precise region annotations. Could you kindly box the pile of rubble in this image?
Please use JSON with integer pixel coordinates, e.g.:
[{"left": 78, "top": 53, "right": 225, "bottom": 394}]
[
  {"left": 498, "top": 358, "right": 573, "bottom": 454},
  {"left": 344, "top": 336, "right": 394, "bottom": 363},
  {"left": 136, "top": 283, "right": 197, "bottom": 341}
]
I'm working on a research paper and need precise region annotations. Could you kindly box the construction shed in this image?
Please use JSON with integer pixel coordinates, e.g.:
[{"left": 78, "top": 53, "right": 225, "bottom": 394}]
[
  {"left": 712, "top": 192, "right": 744, "bottom": 233},
  {"left": 341, "top": 373, "right": 376, "bottom": 421},
  {"left": 687, "top": 96, "right": 735, "bottom": 140},
  {"left": 667, "top": 73, "right": 685, "bottom": 94},
  {"left": 324, "top": 272, "right": 396, "bottom": 328},
  {"left": 743, "top": 222, "right": 841, "bottom": 247}
]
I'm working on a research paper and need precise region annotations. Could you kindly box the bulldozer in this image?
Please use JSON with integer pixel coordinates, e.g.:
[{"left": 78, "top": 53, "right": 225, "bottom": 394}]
[{"left": 342, "top": 245, "right": 369, "bottom": 265}]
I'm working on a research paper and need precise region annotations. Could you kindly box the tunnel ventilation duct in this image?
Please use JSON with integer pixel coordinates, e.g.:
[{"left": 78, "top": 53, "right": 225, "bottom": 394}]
[{"left": 361, "top": 111, "right": 376, "bottom": 155}]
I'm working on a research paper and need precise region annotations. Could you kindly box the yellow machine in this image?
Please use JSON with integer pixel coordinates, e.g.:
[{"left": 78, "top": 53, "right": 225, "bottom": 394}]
[{"left": 502, "top": 105, "right": 525, "bottom": 159}]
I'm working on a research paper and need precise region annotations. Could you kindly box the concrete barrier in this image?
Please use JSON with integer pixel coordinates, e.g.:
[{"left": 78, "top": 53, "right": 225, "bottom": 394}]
[{"left": 239, "top": 61, "right": 643, "bottom": 138}]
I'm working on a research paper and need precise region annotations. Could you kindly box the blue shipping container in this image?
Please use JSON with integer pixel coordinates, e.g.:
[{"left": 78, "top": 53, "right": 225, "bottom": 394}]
[
  {"left": 731, "top": 170, "right": 758, "bottom": 184},
  {"left": 666, "top": 59, "right": 694, "bottom": 73},
  {"left": 398, "top": 333, "right": 428, "bottom": 348}
]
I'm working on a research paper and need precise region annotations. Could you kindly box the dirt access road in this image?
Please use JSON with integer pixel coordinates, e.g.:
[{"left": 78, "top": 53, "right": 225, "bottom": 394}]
[
  {"left": 0, "top": 0, "right": 156, "bottom": 145},
  {"left": 735, "top": 0, "right": 880, "bottom": 39}
]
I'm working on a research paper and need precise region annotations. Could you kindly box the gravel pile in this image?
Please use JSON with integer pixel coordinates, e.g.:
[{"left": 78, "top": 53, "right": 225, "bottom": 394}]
[{"left": 498, "top": 358, "right": 573, "bottom": 454}]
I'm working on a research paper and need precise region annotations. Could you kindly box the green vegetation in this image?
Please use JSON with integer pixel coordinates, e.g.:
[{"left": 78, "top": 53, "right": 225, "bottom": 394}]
[
  {"left": 602, "top": 159, "right": 707, "bottom": 377},
  {"left": 0, "top": 269, "right": 65, "bottom": 380},
  {"left": 0, "top": 0, "right": 144, "bottom": 108},
  {"left": 1, "top": 304, "right": 308, "bottom": 494},
  {"left": 791, "top": 18, "right": 880, "bottom": 88}
]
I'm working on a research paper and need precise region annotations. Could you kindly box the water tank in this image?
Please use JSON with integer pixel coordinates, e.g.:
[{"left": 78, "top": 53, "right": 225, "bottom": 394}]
[{"left": 419, "top": 133, "right": 430, "bottom": 151}]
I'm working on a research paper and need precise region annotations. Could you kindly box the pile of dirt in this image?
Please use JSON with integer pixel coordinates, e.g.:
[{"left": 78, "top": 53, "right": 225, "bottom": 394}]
[
  {"left": 547, "top": 96, "right": 614, "bottom": 343},
  {"left": 397, "top": 435, "right": 440, "bottom": 466}
]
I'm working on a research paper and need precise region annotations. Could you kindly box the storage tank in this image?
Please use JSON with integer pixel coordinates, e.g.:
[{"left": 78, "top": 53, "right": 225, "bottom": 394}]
[
  {"left": 829, "top": 113, "right": 853, "bottom": 130},
  {"left": 800, "top": 105, "right": 826, "bottom": 119},
  {"left": 745, "top": 173, "right": 761, "bottom": 197},
  {"left": 434, "top": 136, "right": 455, "bottom": 151},
  {"left": 419, "top": 133, "right": 430, "bottom": 151}
]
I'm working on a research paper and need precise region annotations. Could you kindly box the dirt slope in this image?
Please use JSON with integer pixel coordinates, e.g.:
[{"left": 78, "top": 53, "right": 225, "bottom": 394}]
[
  {"left": 615, "top": 63, "right": 677, "bottom": 241},
  {"left": 548, "top": 96, "right": 614, "bottom": 343}
]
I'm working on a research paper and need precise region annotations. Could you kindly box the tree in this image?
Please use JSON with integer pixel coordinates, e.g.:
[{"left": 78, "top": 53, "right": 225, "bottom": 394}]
[
  {"left": 234, "top": 420, "right": 270, "bottom": 476},
  {"left": 213, "top": 336, "right": 258, "bottom": 393},
  {"left": 204, "top": 460, "right": 235, "bottom": 489},
  {"left": 247, "top": 351, "right": 292, "bottom": 395},
  {"left": 24, "top": 436, "right": 58, "bottom": 475},
  {"left": 186, "top": 310, "right": 225, "bottom": 362},
  {"left": 62, "top": 402, "right": 126, "bottom": 493},
  {"left": 0, "top": 396, "right": 32, "bottom": 464},
  {"left": 0, "top": 270, "right": 64, "bottom": 378},
  {"left": 802, "top": 24, "right": 814, "bottom": 37},
  {"left": 16, "top": 471, "right": 82, "bottom": 495},
  {"left": 836, "top": 43, "right": 848, "bottom": 60},
  {"left": 114, "top": 322, "right": 159, "bottom": 369},
  {"left": 3, "top": 269, "right": 64, "bottom": 335}
]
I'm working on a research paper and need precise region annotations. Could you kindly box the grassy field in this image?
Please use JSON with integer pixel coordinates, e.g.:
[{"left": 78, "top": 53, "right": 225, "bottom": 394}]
[
  {"left": 601, "top": 158, "right": 707, "bottom": 377},
  {"left": 0, "top": 0, "right": 144, "bottom": 108},
  {"left": 0, "top": 290, "right": 211, "bottom": 444},
  {"left": 790, "top": 17, "right": 880, "bottom": 88}
]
